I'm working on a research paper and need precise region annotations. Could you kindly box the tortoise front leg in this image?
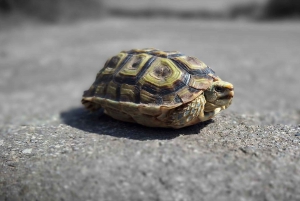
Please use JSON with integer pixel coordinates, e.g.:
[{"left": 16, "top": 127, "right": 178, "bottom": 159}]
[
  {"left": 165, "top": 94, "right": 207, "bottom": 128},
  {"left": 200, "top": 107, "right": 222, "bottom": 122}
]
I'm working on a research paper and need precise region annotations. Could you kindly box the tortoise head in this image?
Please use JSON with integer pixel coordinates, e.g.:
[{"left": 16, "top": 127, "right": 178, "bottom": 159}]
[{"left": 204, "top": 77, "right": 234, "bottom": 112}]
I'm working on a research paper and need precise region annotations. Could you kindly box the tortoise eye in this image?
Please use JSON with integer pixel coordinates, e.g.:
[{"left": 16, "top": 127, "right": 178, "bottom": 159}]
[{"left": 215, "top": 86, "right": 225, "bottom": 93}]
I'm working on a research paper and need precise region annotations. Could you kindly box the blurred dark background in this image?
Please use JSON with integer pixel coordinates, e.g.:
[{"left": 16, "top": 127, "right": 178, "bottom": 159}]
[{"left": 0, "top": 0, "right": 300, "bottom": 23}]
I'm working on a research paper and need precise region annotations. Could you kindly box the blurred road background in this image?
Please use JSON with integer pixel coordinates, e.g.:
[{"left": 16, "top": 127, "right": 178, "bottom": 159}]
[{"left": 1, "top": 0, "right": 300, "bottom": 200}]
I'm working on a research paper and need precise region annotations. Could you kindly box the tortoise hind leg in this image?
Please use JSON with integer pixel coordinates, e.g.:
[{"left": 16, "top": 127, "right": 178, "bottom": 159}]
[{"left": 81, "top": 97, "right": 102, "bottom": 112}]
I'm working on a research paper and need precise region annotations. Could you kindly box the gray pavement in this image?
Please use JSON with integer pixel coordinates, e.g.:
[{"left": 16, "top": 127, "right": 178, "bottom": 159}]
[{"left": 1, "top": 18, "right": 300, "bottom": 200}]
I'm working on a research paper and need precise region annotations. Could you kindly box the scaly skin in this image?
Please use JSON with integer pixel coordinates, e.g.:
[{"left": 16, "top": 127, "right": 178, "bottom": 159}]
[
  {"left": 167, "top": 94, "right": 206, "bottom": 128},
  {"left": 204, "top": 79, "right": 234, "bottom": 112}
]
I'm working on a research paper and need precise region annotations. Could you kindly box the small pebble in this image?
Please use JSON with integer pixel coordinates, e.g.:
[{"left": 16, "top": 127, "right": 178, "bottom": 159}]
[
  {"left": 22, "top": 148, "right": 32, "bottom": 154},
  {"left": 7, "top": 161, "right": 17, "bottom": 167},
  {"left": 0, "top": 140, "right": 4, "bottom": 146},
  {"left": 295, "top": 133, "right": 300, "bottom": 137}
]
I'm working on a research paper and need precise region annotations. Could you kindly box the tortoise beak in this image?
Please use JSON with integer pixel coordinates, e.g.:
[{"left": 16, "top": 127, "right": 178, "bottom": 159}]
[
  {"left": 224, "top": 82, "right": 234, "bottom": 91},
  {"left": 226, "top": 81, "right": 234, "bottom": 94},
  {"left": 224, "top": 83, "right": 234, "bottom": 109},
  {"left": 219, "top": 82, "right": 234, "bottom": 99},
  {"left": 227, "top": 88, "right": 234, "bottom": 99}
]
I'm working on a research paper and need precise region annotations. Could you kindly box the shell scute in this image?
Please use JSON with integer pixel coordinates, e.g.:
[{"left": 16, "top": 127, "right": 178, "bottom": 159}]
[
  {"left": 105, "top": 81, "right": 119, "bottom": 100},
  {"left": 140, "top": 89, "right": 164, "bottom": 104},
  {"left": 176, "top": 86, "right": 200, "bottom": 103},
  {"left": 119, "top": 84, "right": 138, "bottom": 102},
  {"left": 188, "top": 75, "right": 212, "bottom": 90},
  {"left": 114, "top": 53, "right": 152, "bottom": 84}
]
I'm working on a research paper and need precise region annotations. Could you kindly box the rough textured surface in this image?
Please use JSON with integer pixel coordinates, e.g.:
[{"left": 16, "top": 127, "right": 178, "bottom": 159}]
[{"left": 1, "top": 18, "right": 300, "bottom": 200}]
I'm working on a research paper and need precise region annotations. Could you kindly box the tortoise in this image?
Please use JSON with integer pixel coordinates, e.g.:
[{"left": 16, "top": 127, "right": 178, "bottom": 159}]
[{"left": 82, "top": 48, "right": 234, "bottom": 129}]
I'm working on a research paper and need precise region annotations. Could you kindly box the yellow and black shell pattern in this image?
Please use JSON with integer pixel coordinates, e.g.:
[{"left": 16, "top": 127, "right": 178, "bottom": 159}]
[{"left": 83, "top": 48, "right": 216, "bottom": 107}]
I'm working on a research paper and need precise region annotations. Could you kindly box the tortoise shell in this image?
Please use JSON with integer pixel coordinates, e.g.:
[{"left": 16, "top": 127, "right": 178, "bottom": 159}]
[
  {"left": 81, "top": 48, "right": 232, "bottom": 128},
  {"left": 83, "top": 48, "right": 216, "bottom": 106}
]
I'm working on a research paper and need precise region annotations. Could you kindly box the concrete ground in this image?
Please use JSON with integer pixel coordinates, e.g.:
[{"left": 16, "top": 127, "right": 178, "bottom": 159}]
[{"left": 0, "top": 18, "right": 300, "bottom": 200}]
